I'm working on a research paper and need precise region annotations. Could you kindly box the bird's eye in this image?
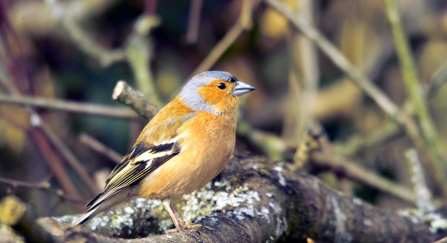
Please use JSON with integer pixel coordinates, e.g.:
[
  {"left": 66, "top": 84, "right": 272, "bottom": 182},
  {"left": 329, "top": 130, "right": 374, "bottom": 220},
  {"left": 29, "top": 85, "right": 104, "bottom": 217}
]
[{"left": 217, "top": 82, "right": 226, "bottom": 90}]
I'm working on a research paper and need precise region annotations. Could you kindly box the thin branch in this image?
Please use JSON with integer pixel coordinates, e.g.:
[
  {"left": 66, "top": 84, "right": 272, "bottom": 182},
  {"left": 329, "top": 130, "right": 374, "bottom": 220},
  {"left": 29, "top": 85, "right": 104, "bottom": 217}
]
[
  {"left": 186, "top": 0, "right": 203, "bottom": 44},
  {"left": 338, "top": 120, "right": 402, "bottom": 156},
  {"left": 0, "top": 95, "right": 138, "bottom": 119},
  {"left": 427, "top": 60, "right": 447, "bottom": 98},
  {"left": 45, "top": 0, "right": 126, "bottom": 67},
  {"left": 189, "top": 0, "right": 255, "bottom": 78},
  {"left": 11, "top": 95, "right": 101, "bottom": 197},
  {"left": 296, "top": 0, "right": 319, "bottom": 128},
  {"left": 1, "top": 79, "right": 84, "bottom": 204},
  {"left": 237, "top": 120, "right": 287, "bottom": 160},
  {"left": 404, "top": 149, "right": 434, "bottom": 215},
  {"left": 0, "top": 2, "right": 90, "bottom": 207},
  {"left": 0, "top": 176, "right": 84, "bottom": 204},
  {"left": 29, "top": 129, "right": 83, "bottom": 208},
  {"left": 383, "top": 0, "right": 447, "bottom": 194},
  {"left": 310, "top": 152, "right": 417, "bottom": 204},
  {"left": 39, "top": 123, "right": 100, "bottom": 195},
  {"left": 284, "top": 0, "right": 319, "bottom": 154},
  {"left": 112, "top": 81, "right": 159, "bottom": 120},
  {"left": 404, "top": 149, "right": 447, "bottom": 231},
  {"left": 263, "top": 0, "right": 399, "bottom": 118},
  {"left": 124, "top": 14, "right": 162, "bottom": 107},
  {"left": 10, "top": 0, "right": 119, "bottom": 39},
  {"left": 79, "top": 133, "right": 122, "bottom": 164},
  {"left": 263, "top": 0, "right": 447, "bottom": 194}
]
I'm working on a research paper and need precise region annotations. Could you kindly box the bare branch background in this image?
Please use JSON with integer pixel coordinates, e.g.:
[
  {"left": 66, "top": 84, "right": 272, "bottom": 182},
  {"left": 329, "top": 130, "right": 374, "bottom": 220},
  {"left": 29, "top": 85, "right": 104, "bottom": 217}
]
[{"left": 1, "top": 0, "right": 447, "bottom": 241}]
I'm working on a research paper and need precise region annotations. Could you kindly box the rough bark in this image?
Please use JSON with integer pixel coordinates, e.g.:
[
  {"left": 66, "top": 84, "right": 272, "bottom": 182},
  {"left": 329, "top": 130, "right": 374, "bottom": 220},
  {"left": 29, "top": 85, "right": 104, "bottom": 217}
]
[{"left": 1, "top": 155, "right": 445, "bottom": 243}]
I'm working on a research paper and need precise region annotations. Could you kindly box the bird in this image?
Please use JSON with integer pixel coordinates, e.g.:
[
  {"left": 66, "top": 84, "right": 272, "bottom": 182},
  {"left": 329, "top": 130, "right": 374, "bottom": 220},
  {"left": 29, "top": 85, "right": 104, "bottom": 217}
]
[{"left": 74, "top": 71, "right": 255, "bottom": 235}]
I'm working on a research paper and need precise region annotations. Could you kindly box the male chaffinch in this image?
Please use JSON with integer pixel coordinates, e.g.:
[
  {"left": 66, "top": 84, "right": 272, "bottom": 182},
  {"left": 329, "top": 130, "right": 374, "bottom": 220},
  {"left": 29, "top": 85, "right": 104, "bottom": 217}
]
[{"left": 74, "top": 71, "right": 255, "bottom": 234}]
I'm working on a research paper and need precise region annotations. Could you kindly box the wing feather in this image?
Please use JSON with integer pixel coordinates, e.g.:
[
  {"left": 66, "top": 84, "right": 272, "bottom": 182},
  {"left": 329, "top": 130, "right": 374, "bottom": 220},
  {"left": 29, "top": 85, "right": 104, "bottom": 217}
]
[{"left": 84, "top": 113, "right": 191, "bottom": 211}]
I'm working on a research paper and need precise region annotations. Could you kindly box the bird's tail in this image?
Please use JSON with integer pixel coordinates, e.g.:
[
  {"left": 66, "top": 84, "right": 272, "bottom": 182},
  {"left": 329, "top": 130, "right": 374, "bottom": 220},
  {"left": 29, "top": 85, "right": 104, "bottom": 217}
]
[
  {"left": 73, "top": 188, "right": 132, "bottom": 226},
  {"left": 73, "top": 208, "right": 97, "bottom": 225}
]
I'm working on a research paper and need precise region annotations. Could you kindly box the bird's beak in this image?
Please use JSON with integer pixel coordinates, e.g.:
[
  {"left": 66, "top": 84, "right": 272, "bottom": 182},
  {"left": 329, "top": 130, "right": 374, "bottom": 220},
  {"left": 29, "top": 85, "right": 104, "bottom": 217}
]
[{"left": 232, "top": 81, "right": 255, "bottom": 96}]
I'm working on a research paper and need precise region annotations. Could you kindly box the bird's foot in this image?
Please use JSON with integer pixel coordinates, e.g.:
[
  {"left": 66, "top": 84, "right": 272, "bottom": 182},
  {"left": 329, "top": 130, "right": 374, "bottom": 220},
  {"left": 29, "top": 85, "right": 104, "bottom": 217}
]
[
  {"left": 165, "top": 223, "right": 202, "bottom": 242},
  {"left": 180, "top": 220, "right": 202, "bottom": 231},
  {"left": 162, "top": 199, "right": 203, "bottom": 241}
]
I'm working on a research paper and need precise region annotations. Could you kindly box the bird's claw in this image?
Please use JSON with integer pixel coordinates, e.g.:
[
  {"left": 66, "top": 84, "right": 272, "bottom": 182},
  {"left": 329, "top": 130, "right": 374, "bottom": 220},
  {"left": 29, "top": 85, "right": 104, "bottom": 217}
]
[
  {"left": 180, "top": 220, "right": 202, "bottom": 231},
  {"left": 165, "top": 225, "right": 203, "bottom": 242}
]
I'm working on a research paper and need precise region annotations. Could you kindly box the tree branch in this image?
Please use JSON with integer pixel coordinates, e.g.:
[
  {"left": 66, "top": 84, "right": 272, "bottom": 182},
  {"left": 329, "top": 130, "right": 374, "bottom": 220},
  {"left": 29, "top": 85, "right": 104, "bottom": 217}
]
[
  {"left": 382, "top": 0, "right": 447, "bottom": 194},
  {"left": 263, "top": 0, "right": 447, "bottom": 195},
  {"left": 310, "top": 152, "right": 417, "bottom": 203},
  {"left": 79, "top": 133, "right": 122, "bottom": 164},
  {"left": 45, "top": 0, "right": 126, "bottom": 67},
  {"left": 0, "top": 176, "right": 85, "bottom": 205},
  {"left": 189, "top": 0, "right": 255, "bottom": 78},
  {"left": 20, "top": 156, "right": 446, "bottom": 242},
  {"left": 0, "top": 94, "right": 138, "bottom": 119},
  {"left": 112, "top": 81, "right": 159, "bottom": 121}
]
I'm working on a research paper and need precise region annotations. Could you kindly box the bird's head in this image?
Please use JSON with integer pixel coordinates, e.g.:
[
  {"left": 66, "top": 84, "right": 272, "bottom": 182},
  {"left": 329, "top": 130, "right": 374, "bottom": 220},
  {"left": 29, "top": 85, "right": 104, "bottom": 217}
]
[{"left": 179, "top": 71, "right": 255, "bottom": 114}]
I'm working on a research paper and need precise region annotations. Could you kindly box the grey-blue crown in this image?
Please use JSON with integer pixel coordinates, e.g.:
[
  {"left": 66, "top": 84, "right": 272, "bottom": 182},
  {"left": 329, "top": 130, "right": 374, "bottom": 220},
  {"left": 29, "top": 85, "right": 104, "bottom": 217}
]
[
  {"left": 178, "top": 71, "right": 236, "bottom": 114},
  {"left": 189, "top": 71, "right": 237, "bottom": 86}
]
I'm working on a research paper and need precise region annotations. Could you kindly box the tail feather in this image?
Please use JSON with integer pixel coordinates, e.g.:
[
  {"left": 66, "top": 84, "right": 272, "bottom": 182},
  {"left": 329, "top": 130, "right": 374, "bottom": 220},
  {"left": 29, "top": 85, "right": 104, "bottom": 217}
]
[
  {"left": 73, "top": 188, "right": 133, "bottom": 226},
  {"left": 73, "top": 209, "right": 96, "bottom": 225}
]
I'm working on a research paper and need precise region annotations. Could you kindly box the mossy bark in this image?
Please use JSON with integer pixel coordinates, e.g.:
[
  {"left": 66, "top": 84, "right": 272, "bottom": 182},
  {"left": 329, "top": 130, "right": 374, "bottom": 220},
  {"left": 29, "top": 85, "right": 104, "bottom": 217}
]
[{"left": 1, "top": 155, "right": 444, "bottom": 243}]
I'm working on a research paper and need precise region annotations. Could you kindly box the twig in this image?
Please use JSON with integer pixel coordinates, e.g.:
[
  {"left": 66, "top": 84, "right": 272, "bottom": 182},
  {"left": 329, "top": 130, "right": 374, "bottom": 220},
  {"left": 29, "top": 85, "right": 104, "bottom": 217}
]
[
  {"left": 1, "top": 78, "right": 83, "bottom": 204},
  {"left": 264, "top": 0, "right": 447, "bottom": 194},
  {"left": 293, "top": 128, "right": 324, "bottom": 169},
  {"left": 79, "top": 133, "right": 122, "bottom": 164},
  {"left": 338, "top": 120, "right": 402, "bottom": 156},
  {"left": 296, "top": 0, "right": 319, "bottom": 128},
  {"left": 125, "top": 14, "right": 162, "bottom": 107},
  {"left": 310, "top": 152, "right": 416, "bottom": 203},
  {"left": 404, "top": 149, "right": 434, "bottom": 215},
  {"left": 0, "top": 94, "right": 138, "bottom": 119},
  {"left": 112, "top": 81, "right": 159, "bottom": 120},
  {"left": 0, "top": 176, "right": 84, "bottom": 204},
  {"left": 427, "top": 60, "right": 447, "bottom": 98},
  {"left": 285, "top": 0, "right": 319, "bottom": 154},
  {"left": 39, "top": 123, "right": 100, "bottom": 195},
  {"left": 45, "top": 0, "right": 126, "bottom": 67},
  {"left": 189, "top": 0, "right": 255, "bottom": 78},
  {"left": 10, "top": 0, "right": 119, "bottom": 39},
  {"left": 186, "top": 0, "right": 203, "bottom": 44},
  {"left": 190, "top": 23, "right": 245, "bottom": 78},
  {"left": 0, "top": 2, "right": 87, "bottom": 207},
  {"left": 404, "top": 149, "right": 447, "bottom": 234},
  {"left": 263, "top": 0, "right": 398, "bottom": 118},
  {"left": 237, "top": 120, "right": 287, "bottom": 160},
  {"left": 263, "top": 0, "right": 420, "bottom": 153},
  {"left": 29, "top": 126, "right": 83, "bottom": 208},
  {"left": 383, "top": 0, "right": 447, "bottom": 194}
]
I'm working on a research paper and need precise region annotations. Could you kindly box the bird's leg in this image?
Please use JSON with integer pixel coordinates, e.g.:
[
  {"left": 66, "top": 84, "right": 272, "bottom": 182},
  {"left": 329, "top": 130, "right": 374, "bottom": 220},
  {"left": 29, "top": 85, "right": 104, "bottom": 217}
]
[{"left": 162, "top": 199, "right": 202, "bottom": 236}]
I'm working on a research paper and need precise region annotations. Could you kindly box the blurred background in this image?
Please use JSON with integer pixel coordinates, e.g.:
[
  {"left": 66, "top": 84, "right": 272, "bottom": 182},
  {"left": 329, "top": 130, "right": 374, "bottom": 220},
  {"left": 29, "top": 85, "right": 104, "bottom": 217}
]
[{"left": 1, "top": 0, "right": 447, "bottom": 219}]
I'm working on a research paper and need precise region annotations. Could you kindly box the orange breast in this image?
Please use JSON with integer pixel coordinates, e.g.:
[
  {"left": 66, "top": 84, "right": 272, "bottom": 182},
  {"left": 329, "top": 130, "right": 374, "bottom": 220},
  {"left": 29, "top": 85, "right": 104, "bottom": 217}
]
[{"left": 138, "top": 110, "right": 237, "bottom": 199}]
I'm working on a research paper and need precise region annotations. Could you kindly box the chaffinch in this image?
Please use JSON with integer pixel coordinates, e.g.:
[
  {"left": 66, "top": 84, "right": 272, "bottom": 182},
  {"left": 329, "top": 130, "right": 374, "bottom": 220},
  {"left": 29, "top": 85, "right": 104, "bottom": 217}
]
[{"left": 74, "top": 71, "right": 255, "bottom": 234}]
